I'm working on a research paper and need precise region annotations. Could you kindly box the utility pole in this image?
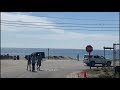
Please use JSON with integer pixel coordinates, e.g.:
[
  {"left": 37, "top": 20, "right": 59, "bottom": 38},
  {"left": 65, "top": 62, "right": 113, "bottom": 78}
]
[
  {"left": 119, "top": 12, "right": 120, "bottom": 67},
  {"left": 104, "top": 47, "right": 105, "bottom": 58},
  {"left": 119, "top": 12, "right": 120, "bottom": 78}
]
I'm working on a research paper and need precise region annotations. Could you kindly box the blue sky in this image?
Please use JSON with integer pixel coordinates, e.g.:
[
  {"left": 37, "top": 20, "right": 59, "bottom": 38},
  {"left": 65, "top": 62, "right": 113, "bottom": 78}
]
[{"left": 1, "top": 12, "right": 119, "bottom": 49}]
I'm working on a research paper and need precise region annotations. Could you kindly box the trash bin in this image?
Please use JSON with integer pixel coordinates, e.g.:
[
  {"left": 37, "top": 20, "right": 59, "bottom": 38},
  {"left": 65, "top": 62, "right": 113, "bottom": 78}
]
[
  {"left": 17, "top": 55, "right": 19, "bottom": 60},
  {"left": 13, "top": 56, "right": 16, "bottom": 60}
]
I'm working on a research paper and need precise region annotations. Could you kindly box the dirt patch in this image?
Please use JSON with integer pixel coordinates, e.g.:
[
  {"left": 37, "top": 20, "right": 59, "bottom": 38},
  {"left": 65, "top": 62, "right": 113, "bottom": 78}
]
[
  {"left": 84, "top": 68, "right": 115, "bottom": 78},
  {"left": 67, "top": 67, "right": 119, "bottom": 78}
]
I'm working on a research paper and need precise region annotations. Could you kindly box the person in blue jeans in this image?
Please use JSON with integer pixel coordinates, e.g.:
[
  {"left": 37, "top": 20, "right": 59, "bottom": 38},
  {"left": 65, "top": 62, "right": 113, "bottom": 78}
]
[{"left": 31, "top": 55, "right": 36, "bottom": 72}]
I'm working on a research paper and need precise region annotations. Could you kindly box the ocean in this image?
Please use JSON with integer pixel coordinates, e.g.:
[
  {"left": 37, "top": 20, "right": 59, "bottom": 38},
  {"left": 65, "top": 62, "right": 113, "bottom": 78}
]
[{"left": 1, "top": 48, "right": 114, "bottom": 60}]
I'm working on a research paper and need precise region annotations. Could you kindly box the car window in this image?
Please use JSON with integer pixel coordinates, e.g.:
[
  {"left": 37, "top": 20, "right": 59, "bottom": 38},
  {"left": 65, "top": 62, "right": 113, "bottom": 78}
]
[
  {"left": 84, "top": 55, "right": 92, "bottom": 59},
  {"left": 84, "top": 55, "right": 88, "bottom": 59},
  {"left": 100, "top": 56, "right": 105, "bottom": 59},
  {"left": 94, "top": 56, "right": 100, "bottom": 58},
  {"left": 89, "top": 55, "right": 92, "bottom": 58}
]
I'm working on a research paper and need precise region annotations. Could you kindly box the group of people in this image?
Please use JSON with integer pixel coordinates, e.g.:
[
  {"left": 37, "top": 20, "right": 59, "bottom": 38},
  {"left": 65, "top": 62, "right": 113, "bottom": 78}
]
[{"left": 26, "top": 54, "right": 43, "bottom": 72}]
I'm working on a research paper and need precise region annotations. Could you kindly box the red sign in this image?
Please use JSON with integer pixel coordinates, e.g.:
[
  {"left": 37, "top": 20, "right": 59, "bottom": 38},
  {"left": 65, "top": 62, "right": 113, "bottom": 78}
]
[{"left": 86, "top": 45, "right": 93, "bottom": 53}]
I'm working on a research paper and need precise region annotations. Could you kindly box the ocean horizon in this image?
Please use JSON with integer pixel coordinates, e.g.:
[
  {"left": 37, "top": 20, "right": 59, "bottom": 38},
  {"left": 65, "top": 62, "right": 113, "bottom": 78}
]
[{"left": 1, "top": 48, "right": 114, "bottom": 60}]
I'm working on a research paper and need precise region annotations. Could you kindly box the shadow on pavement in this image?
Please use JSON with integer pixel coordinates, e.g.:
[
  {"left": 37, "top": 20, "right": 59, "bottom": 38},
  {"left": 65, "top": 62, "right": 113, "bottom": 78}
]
[
  {"left": 37, "top": 70, "right": 44, "bottom": 71},
  {"left": 84, "top": 65, "right": 113, "bottom": 67}
]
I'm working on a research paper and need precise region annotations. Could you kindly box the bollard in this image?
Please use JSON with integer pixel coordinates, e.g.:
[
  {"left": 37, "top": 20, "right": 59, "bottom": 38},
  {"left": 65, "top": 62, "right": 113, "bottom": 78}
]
[
  {"left": 17, "top": 55, "right": 19, "bottom": 60},
  {"left": 13, "top": 56, "right": 16, "bottom": 60}
]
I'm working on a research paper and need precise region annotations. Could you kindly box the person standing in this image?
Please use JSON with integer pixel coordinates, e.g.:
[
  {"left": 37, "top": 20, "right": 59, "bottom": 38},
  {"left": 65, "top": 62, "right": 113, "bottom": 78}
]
[
  {"left": 77, "top": 54, "right": 79, "bottom": 61},
  {"left": 31, "top": 55, "right": 36, "bottom": 72},
  {"left": 37, "top": 54, "right": 42, "bottom": 71},
  {"left": 27, "top": 55, "right": 31, "bottom": 71}
]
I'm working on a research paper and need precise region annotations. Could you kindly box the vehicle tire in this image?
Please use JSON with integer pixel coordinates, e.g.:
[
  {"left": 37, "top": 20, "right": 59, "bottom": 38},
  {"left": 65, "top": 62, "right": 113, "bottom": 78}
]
[
  {"left": 106, "top": 61, "right": 111, "bottom": 67},
  {"left": 86, "top": 63, "right": 90, "bottom": 66},
  {"left": 90, "top": 61, "right": 95, "bottom": 67},
  {"left": 102, "top": 64, "right": 105, "bottom": 67}
]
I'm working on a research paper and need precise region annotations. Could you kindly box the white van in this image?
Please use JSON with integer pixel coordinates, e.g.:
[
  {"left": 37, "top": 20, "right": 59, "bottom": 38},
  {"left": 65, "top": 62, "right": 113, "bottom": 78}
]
[{"left": 83, "top": 54, "right": 111, "bottom": 67}]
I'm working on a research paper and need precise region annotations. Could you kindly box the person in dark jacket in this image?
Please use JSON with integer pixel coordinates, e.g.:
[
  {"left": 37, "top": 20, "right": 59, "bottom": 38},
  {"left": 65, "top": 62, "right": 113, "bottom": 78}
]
[
  {"left": 31, "top": 55, "right": 36, "bottom": 72},
  {"left": 37, "top": 54, "right": 42, "bottom": 71},
  {"left": 27, "top": 55, "right": 31, "bottom": 71}
]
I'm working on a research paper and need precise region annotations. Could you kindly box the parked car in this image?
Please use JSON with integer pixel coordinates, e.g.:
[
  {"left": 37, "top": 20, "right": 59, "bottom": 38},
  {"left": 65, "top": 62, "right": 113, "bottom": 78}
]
[
  {"left": 83, "top": 54, "right": 112, "bottom": 67},
  {"left": 30, "top": 52, "right": 45, "bottom": 58},
  {"left": 25, "top": 52, "right": 45, "bottom": 60}
]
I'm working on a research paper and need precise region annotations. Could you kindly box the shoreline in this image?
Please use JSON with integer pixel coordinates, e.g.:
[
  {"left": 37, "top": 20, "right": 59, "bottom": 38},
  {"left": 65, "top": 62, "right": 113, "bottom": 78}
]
[{"left": 1, "top": 54, "right": 81, "bottom": 60}]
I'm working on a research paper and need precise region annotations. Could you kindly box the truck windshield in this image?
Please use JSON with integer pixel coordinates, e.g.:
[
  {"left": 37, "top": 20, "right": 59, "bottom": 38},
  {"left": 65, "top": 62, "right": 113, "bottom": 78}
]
[{"left": 84, "top": 55, "right": 92, "bottom": 59}]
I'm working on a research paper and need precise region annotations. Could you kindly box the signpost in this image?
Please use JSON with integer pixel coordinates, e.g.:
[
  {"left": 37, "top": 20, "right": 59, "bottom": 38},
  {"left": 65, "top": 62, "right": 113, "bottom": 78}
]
[
  {"left": 86, "top": 45, "right": 93, "bottom": 69},
  {"left": 48, "top": 48, "right": 49, "bottom": 59}
]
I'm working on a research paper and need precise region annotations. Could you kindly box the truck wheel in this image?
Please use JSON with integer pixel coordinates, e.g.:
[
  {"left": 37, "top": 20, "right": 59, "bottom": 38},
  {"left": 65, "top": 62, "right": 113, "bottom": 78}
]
[
  {"left": 106, "top": 61, "right": 111, "bottom": 67},
  {"left": 90, "top": 61, "right": 95, "bottom": 67},
  {"left": 86, "top": 63, "right": 90, "bottom": 66},
  {"left": 102, "top": 64, "right": 105, "bottom": 67}
]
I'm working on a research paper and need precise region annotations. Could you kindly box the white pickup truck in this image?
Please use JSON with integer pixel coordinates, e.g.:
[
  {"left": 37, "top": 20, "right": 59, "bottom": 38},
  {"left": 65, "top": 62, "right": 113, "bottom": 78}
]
[{"left": 83, "top": 54, "right": 112, "bottom": 67}]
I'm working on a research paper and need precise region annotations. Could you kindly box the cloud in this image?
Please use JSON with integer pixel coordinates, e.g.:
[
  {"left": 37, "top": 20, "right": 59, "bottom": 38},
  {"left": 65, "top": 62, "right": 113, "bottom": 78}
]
[
  {"left": 1, "top": 12, "right": 64, "bottom": 33},
  {"left": 16, "top": 31, "right": 118, "bottom": 43}
]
